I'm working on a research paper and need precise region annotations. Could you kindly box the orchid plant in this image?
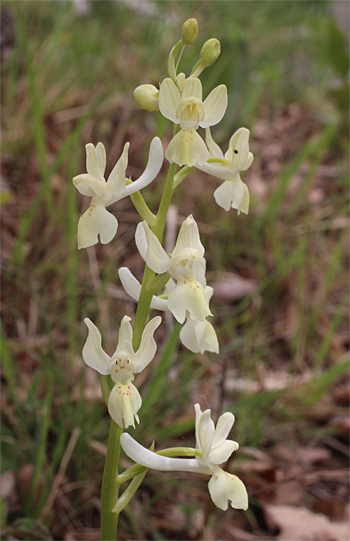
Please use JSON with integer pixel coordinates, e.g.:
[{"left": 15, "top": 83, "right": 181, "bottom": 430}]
[{"left": 73, "top": 18, "right": 254, "bottom": 540}]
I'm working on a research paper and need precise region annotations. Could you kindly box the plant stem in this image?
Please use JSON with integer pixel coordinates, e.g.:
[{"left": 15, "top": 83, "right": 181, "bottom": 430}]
[
  {"left": 132, "top": 264, "right": 156, "bottom": 350},
  {"left": 101, "top": 131, "right": 178, "bottom": 540},
  {"left": 132, "top": 158, "right": 178, "bottom": 348},
  {"left": 153, "top": 163, "right": 177, "bottom": 241},
  {"left": 100, "top": 421, "right": 123, "bottom": 541}
]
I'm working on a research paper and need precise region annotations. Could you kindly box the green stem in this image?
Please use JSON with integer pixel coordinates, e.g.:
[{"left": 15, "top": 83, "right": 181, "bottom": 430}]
[
  {"left": 132, "top": 155, "right": 178, "bottom": 348},
  {"left": 173, "top": 165, "right": 194, "bottom": 189},
  {"left": 100, "top": 421, "right": 123, "bottom": 541},
  {"left": 153, "top": 161, "right": 178, "bottom": 241},
  {"left": 130, "top": 191, "right": 157, "bottom": 226},
  {"left": 132, "top": 264, "right": 156, "bottom": 350},
  {"left": 101, "top": 127, "right": 179, "bottom": 539},
  {"left": 168, "top": 39, "right": 183, "bottom": 84}
]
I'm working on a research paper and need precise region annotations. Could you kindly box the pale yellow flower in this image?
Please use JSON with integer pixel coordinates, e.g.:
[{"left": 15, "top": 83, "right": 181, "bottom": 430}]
[
  {"left": 82, "top": 315, "right": 161, "bottom": 428},
  {"left": 159, "top": 77, "right": 227, "bottom": 166},
  {"left": 120, "top": 403, "right": 248, "bottom": 511}
]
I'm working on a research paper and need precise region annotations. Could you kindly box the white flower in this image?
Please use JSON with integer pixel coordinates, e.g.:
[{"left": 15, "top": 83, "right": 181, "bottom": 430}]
[
  {"left": 73, "top": 137, "right": 163, "bottom": 249},
  {"left": 82, "top": 315, "right": 161, "bottom": 428},
  {"left": 120, "top": 403, "right": 248, "bottom": 511},
  {"left": 196, "top": 128, "right": 253, "bottom": 214},
  {"left": 194, "top": 404, "right": 247, "bottom": 511},
  {"left": 159, "top": 77, "right": 227, "bottom": 166},
  {"left": 135, "top": 215, "right": 212, "bottom": 324},
  {"left": 118, "top": 267, "right": 219, "bottom": 354}
]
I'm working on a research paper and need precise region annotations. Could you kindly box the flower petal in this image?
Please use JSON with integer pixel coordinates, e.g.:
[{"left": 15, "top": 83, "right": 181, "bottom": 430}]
[
  {"left": 164, "top": 278, "right": 176, "bottom": 294},
  {"left": 108, "top": 381, "right": 142, "bottom": 429},
  {"left": 82, "top": 318, "right": 111, "bottom": 375},
  {"left": 135, "top": 221, "right": 170, "bottom": 274},
  {"left": 209, "top": 440, "right": 239, "bottom": 464},
  {"left": 165, "top": 129, "right": 209, "bottom": 167},
  {"left": 73, "top": 174, "right": 107, "bottom": 198},
  {"left": 172, "top": 215, "right": 204, "bottom": 257},
  {"left": 180, "top": 319, "right": 204, "bottom": 353},
  {"left": 106, "top": 142, "right": 129, "bottom": 197},
  {"left": 118, "top": 267, "right": 142, "bottom": 301},
  {"left": 225, "top": 128, "right": 251, "bottom": 170},
  {"left": 204, "top": 286, "right": 214, "bottom": 304},
  {"left": 167, "top": 279, "right": 211, "bottom": 323},
  {"left": 240, "top": 183, "right": 250, "bottom": 215},
  {"left": 208, "top": 469, "right": 248, "bottom": 511},
  {"left": 213, "top": 177, "right": 249, "bottom": 214},
  {"left": 195, "top": 162, "right": 231, "bottom": 182},
  {"left": 117, "top": 315, "right": 133, "bottom": 353},
  {"left": 86, "top": 143, "right": 104, "bottom": 181},
  {"left": 198, "top": 409, "right": 215, "bottom": 461},
  {"left": 212, "top": 412, "right": 235, "bottom": 449},
  {"left": 134, "top": 316, "right": 162, "bottom": 372},
  {"left": 182, "top": 77, "right": 202, "bottom": 100},
  {"left": 176, "top": 72, "right": 186, "bottom": 90},
  {"left": 180, "top": 319, "right": 219, "bottom": 354},
  {"left": 194, "top": 403, "right": 202, "bottom": 446},
  {"left": 150, "top": 296, "right": 169, "bottom": 311},
  {"left": 123, "top": 137, "right": 163, "bottom": 197},
  {"left": 242, "top": 151, "right": 254, "bottom": 171},
  {"left": 96, "top": 142, "right": 106, "bottom": 177},
  {"left": 190, "top": 256, "right": 207, "bottom": 287},
  {"left": 77, "top": 204, "right": 118, "bottom": 249},
  {"left": 159, "top": 78, "right": 182, "bottom": 124},
  {"left": 118, "top": 267, "right": 168, "bottom": 311},
  {"left": 205, "top": 127, "right": 224, "bottom": 158},
  {"left": 200, "top": 85, "right": 227, "bottom": 128}
]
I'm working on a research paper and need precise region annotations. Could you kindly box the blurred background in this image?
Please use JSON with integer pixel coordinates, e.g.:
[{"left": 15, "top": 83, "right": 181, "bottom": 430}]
[{"left": 1, "top": 1, "right": 349, "bottom": 539}]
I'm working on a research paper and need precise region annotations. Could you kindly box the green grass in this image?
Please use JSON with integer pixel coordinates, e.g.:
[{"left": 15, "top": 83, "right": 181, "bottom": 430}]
[{"left": 1, "top": 1, "right": 349, "bottom": 539}]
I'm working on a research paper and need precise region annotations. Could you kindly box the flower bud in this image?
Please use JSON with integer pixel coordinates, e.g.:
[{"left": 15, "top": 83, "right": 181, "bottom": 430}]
[
  {"left": 182, "top": 18, "right": 198, "bottom": 45},
  {"left": 133, "top": 84, "right": 159, "bottom": 112},
  {"left": 200, "top": 38, "right": 221, "bottom": 67}
]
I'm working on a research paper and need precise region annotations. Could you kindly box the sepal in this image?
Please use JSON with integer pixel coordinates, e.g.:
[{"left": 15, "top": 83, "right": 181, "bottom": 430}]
[{"left": 83, "top": 318, "right": 110, "bottom": 374}]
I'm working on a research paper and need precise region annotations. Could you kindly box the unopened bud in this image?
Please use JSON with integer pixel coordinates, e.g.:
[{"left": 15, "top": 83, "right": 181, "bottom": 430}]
[
  {"left": 133, "top": 84, "right": 159, "bottom": 112},
  {"left": 182, "top": 18, "right": 198, "bottom": 45},
  {"left": 200, "top": 38, "right": 220, "bottom": 67}
]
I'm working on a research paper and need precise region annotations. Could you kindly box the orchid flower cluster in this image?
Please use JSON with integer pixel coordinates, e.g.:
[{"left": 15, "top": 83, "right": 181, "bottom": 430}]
[{"left": 73, "top": 18, "right": 253, "bottom": 539}]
